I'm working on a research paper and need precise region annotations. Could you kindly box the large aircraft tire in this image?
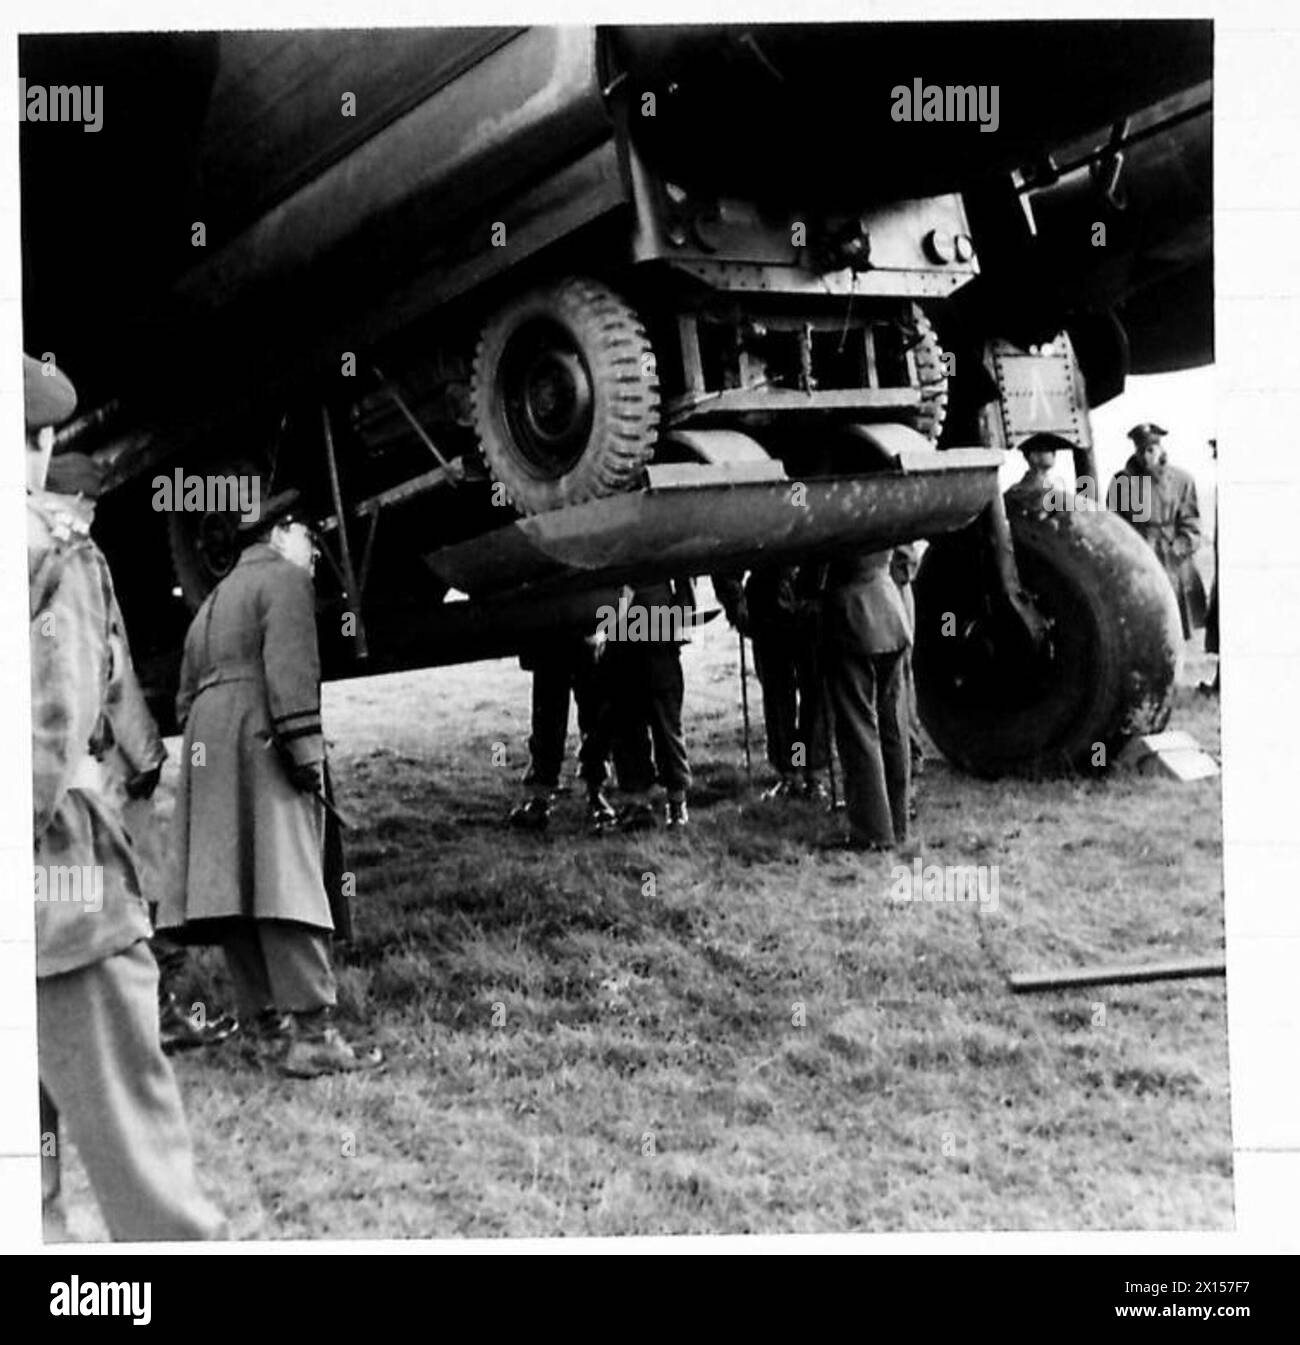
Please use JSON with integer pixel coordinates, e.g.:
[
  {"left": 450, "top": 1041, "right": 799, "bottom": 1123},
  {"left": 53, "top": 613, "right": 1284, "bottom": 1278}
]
[
  {"left": 473, "top": 277, "right": 660, "bottom": 515},
  {"left": 913, "top": 501, "right": 1182, "bottom": 776}
]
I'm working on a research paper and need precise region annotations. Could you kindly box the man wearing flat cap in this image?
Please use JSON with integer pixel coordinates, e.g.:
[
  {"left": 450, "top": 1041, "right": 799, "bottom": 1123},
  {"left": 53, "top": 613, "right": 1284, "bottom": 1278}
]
[
  {"left": 158, "top": 489, "right": 377, "bottom": 1076},
  {"left": 1005, "top": 432, "right": 1075, "bottom": 515},
  {"left": 1108, "top": 423, "right": 1207, "bottom": 640},
  {"left": 26, "top": 354, "right": 226, "bottom": 1239}
]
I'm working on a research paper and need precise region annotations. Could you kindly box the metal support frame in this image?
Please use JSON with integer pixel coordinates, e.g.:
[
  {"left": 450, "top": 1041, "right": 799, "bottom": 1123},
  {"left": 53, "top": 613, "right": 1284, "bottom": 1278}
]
[
  {"left": 982, "top": 490, "right": 1050, "bottom": 650},
  {"left": 320, "top": 404, "right": 369, "bottom": 660},
  {"left": 371, "top": 365, "right": 461, "bottom": 480}
]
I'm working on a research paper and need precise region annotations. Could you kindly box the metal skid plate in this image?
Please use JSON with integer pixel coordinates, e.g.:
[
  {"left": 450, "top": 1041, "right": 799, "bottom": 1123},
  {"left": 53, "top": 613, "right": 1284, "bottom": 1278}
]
[{"left": 424, "top": 451, "right": 1003, "bottom": 599}]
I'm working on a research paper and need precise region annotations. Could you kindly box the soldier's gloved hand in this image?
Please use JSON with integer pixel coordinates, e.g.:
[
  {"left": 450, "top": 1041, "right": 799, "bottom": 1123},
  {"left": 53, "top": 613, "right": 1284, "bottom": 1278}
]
[
  {"left": 125, "top": 764, "right": 163, "bottom": 801},
  {"left": 289, "top": 761, "right": 325, "bottom": 796}
]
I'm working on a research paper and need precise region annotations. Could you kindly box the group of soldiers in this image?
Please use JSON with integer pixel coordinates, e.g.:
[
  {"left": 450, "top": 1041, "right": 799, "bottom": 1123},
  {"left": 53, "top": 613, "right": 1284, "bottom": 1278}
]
[
  {"left": 25, "top": 336, "right": 1211, "bottom": 1242},
  {"left": 27, "top": 354, "right": 380, "bottom": 1242},
  {"left": 507, "top": 576, "right": 696, "bottom": 836},
  {"left": 506, "top": 419, "right": 1215, "bottom": 855},
  {"left": 1007, "top": 421, "right": 1214, "bottom": 653},
  {"left": 508, "top": 549, "right": 922, "bottom": 853}
]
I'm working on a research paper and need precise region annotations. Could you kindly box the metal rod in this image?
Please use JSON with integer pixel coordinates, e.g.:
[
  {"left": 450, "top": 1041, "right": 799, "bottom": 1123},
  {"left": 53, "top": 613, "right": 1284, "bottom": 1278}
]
[
  {"left": 1017, "top": 100, "right": 1210, "bottom": 191},
  {"left": 320, "top": 404, "right": 369, "bottom": 660},
  {"left": 358, "top": 510, "right": 380, "bottom": 599},
  {"left": 982, "top": 494, "right": 1049, "bottom": 648},
  {"left": 1009, "top": 957, "right": 1226, "bottom": 994},
  {"left": 371, "top": 364, "right": 458, "bottom": 479},
  {"left": 737, "top": 631, "right": 753, "bottom": 786},
  {"left": 823, "top": 673, "right": 839, "bottom": 810},
  {"left": 258, "top": 733, "right": 353, "bottom": 828}
]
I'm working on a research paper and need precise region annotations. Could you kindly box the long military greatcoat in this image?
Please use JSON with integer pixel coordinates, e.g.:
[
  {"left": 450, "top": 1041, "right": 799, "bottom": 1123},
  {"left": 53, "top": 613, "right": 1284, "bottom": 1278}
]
[
  {"left": 29, "top": 491, "right": 152, "bottom": 978},
  {"left": 1109, "top": 454, "right": 1207, "bottom": 639},
  {"left": 158, "top": 543, "right": 330, "bottom": 940}
]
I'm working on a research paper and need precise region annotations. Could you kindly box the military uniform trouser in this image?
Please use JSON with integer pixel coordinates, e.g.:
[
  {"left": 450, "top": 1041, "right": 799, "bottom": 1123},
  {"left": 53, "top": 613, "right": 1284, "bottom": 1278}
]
[
  {"left": 1205, "top": 572, "right": 1219, "bottom": 655},
  {"left": 896, "top": 582, "right": 924, "bottom": 766},
  {"left": 525, "top": 647, "right": 610, "bottom": 792},
  {"left": 825, "top": 647, "right": 911, "bottom": 847},
  {"left": 38, "top": 939, "right": 227, "bottom": 1241},
  {"left": 901, "top": 648, "right": 924, "bottom": 766},
  {"left": 750, "top": 624, "right": 829, "bottom": 778},
  {"left": 222, "top": 919, "right": 337, "bottom": 1018},
  {"left": 605, "top": 645, "right": 691, "bottom": 797},
  {"left": 148, "top": 902, "right": 189, "bottom": 997}
]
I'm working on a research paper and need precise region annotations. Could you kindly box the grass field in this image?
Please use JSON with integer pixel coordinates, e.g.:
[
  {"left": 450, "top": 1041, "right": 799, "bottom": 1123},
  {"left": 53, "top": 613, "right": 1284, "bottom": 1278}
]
[{"left": 54, "top": 590, "right": 1230, "bottom": 1240}]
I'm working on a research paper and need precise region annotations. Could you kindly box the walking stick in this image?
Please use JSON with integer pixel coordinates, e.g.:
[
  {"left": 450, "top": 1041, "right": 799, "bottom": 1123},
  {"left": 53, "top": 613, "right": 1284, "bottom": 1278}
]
[
  {"left": 737, "top": 631, "right": 754, "bottom": 786},
  {"left": 258, "top": 733, "right": 353, "bottom": 828}
]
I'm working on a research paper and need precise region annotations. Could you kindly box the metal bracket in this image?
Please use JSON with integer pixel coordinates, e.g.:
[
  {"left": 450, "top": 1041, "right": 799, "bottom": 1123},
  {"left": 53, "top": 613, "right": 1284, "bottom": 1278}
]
[
  {"left": 982, "top": 490, "right": 1049, "bottom": 650},
  {"left": 370, "top": 364, "right": 462, "bottom": 483},
  {"left": 320, "top": 404, "right": 369, "bottom": 660}
]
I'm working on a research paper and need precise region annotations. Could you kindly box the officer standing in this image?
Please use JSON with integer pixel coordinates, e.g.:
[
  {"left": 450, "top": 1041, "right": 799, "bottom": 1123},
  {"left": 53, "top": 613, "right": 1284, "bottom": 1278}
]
[
  {"left": 820, "top": 548, "right": 913, "bottom": 851},
  {"left": 717, "top": 564, "right": 830, "bottom": 802},
  {"left": 27, "top": 354, "right": 226, "bottom": 1240},
  {"left": 602, "top": 577, "right": 695, "bottom": 830},
  {"left": 158, "top": 491, "right": 377, "bottom": 1078},
  {"left": 1108, "top": 422, "right": 1207, "bottom": 639},
  {"left": 507, "top": 630, "right": 616, "bottom": 833}
]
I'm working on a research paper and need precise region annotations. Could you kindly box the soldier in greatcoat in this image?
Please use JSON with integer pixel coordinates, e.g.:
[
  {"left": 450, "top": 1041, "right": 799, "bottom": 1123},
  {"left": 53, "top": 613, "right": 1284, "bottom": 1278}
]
[
  {"left": 158, "top": 492, "right": 377, "bottom": 1077},
  {"left": 27, "top": 354, "right": 226, "bottom": 1240},
  {"left": 820, "top": 548, "right": 914, "bottom": 850},
  {"left": 1108, "top": 422, "right": 1207, "bottom": 639}
]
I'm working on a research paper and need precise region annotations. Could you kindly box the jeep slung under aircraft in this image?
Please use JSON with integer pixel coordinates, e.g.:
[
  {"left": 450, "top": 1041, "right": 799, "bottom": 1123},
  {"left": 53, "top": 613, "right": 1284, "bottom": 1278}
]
[{"left": 20, "top": 22, "right": 1212, "bottom": 775}]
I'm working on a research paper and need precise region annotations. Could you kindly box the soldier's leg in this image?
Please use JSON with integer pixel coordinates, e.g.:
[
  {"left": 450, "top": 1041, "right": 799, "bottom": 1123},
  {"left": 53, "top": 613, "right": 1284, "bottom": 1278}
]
[
  {"left": 572, "top": 649, "right": 611, "bottom": 794},
  {"left": 221, "top": 923, "right": 276, "bottom": 1021},
  {"left": 148, "top": 910, "right": 234, "bottom": 1053},
  {"left": 147, "top": 894, "right": 189, "bottom": 1003},
  {"left": 261, "top": 921, "right": 384, "bottom": 1078},
  {"left": 902, "top": 652, "right": 924, "bottom": 769},
  {"left": 647, "top": 647, "right": 691, "bottom": 797},
  {"left": 37, "top": 942, "right": 227, "bottom": 1241},
  {"left": 524, "top": 655, "right": 572, "bottom": 791},
  {"left": 751, "top": 627, "right": 798, "bottom": 778},
  {"left": 148, "top": 923, "right": 189, "bottom": 991},
  {"left": 875, "top": 650, "right": 912, "bottom": 845},
  {"left": 572, "top": 651, "right": 619, "bottom": 831},
  {"left": 257, "top": 919, "right": 337, "bottom": 1014},
  {"left": 608, "top": 650, "right": 654, "bottom": 794},
  {"left": 897, "top": 582, "right": 924, "bottom": 771},
  {"left": 511, "top": 654, "right": 573, "bottom": 829},
  {"left": 39, "top": 1085, "right": 62, "bottom": 1236},
  {"left": 825, "top": 649, "right": 894, "bottom": 848},
  {"left": 796, "top": 639, "right": 831, "bottom": 791},
  {"left": 607, "top": 650, "right": 657, "bottom": 828}
]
